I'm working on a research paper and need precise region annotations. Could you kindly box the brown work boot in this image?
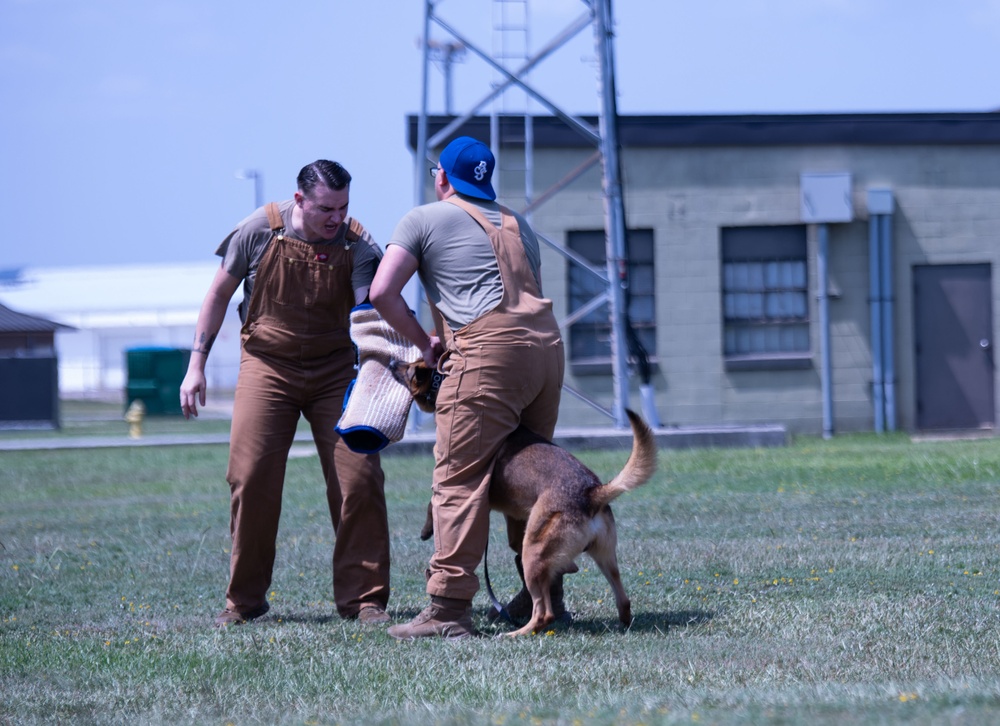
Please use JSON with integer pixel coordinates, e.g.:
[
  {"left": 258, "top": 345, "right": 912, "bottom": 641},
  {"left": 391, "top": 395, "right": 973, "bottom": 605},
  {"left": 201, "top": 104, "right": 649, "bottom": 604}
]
[
  {"left": 357, "top": 604, "right": 391, "bottom": 625},
  {"left": 387, "top": 596, "right": 477, "bottom": 640},
  {"left": 214, "top": 602, "right": 270, "bottom": 628}
]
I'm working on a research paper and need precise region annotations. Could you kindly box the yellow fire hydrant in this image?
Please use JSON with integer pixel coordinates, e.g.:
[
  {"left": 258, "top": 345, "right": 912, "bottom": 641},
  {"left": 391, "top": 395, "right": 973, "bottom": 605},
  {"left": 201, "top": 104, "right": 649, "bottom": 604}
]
[{"left": 124, "top": 399, "right": 146, "bottom": 439}]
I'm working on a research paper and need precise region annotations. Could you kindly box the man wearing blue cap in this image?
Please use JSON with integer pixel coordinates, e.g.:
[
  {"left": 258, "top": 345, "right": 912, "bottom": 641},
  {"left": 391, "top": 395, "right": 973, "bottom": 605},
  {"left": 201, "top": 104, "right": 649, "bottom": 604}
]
[{"left": 370, "top": 136, "right": 565, "bottom": 639}]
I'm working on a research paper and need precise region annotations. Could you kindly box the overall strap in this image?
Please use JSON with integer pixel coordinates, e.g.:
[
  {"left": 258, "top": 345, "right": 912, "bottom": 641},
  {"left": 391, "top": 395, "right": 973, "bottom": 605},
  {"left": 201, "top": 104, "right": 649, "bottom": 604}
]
[
  {"left": 345, "top": 218, "right": 365, "bottom": 243},
  {"left": 443, "top": 196, "right": 511, "bottom": 234},
  {"left": 265, "top": 202, "right": 283, "bottom": 232},
  {"left": 444, "top": 197, "right": 523, "bottom": 280}
]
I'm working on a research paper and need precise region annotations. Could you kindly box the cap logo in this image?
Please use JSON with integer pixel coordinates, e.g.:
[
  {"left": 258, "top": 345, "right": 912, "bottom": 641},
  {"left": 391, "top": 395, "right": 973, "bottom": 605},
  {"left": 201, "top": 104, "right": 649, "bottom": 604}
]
[{"left": 473, "top": 160, "right": 488, "bottom": 181}]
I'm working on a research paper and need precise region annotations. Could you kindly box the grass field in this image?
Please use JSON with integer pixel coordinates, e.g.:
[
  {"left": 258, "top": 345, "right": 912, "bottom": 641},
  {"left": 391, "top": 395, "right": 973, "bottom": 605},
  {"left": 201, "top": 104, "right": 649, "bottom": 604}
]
[{"left": 3, "top": 425, "right": 1000, "bottom": 725}]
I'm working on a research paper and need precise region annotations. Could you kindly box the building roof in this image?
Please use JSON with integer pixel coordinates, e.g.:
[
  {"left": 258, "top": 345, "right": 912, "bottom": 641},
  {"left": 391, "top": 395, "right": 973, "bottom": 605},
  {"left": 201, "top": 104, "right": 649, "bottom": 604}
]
[
  {"left": 0, "top": 262, "right": 232, "bottom": 329},
  {"left": 0, "top": 301, "right": 73, "bottom": 333},
  {"left": 409, "top": 111, "right": 1000, "bottom": 149}
]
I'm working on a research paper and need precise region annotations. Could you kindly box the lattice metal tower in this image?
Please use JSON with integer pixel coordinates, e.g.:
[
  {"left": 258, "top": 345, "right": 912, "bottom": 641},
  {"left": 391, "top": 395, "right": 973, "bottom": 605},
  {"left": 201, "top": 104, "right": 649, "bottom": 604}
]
[
  {"left": 416, "top": 0, "right": 635, "bottom": 427},
  {"left": 489, "top": 0, "right": 532, "bottom": 211}
]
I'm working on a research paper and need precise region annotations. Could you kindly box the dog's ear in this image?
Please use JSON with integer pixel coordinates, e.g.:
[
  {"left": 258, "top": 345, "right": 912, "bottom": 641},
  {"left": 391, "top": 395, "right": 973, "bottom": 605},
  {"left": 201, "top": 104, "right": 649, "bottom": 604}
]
[{"left": 388, "top": 358, "right": 410, "bottom": 385}]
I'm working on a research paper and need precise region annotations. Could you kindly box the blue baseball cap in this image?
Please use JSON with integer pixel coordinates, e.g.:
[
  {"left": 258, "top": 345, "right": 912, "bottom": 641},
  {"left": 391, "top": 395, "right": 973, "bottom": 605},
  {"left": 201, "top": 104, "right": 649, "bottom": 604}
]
[{"left": 439, "top": 136, "right": 496, "bottom": 201}]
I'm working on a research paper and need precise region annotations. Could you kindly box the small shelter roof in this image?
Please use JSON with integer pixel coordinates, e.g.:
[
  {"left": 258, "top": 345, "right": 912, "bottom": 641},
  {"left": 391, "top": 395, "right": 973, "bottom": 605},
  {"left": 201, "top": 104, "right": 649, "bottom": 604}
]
[{"left": 0, "top": 301, "right": 73, "bottom": 333}]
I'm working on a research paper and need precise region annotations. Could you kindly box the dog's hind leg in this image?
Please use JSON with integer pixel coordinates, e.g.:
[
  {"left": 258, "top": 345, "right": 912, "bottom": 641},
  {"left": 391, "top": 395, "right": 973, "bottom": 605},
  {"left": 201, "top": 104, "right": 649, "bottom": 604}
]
[
  {"left": 503, "top": 542, "right": 556, "bottom": 637},
  {"left": 489, "top": 516, "right": 571, "bottom": 625},
  {"left": 592, "top": 557, "right": 631, "bottom": 627},
  {"left": 587, "top": 511, "right": 632, "bottom": 627}
]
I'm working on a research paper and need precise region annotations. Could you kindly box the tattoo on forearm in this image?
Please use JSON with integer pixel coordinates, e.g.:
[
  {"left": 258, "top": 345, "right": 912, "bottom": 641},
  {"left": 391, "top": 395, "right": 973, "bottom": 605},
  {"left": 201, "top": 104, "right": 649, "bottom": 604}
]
[{"left": 192, "top": 332, "right": 216, "bottom": 355}]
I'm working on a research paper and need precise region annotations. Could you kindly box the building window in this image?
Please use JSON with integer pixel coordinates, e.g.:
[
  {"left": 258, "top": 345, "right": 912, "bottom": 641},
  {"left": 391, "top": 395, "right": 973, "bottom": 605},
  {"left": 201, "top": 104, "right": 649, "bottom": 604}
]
[
  {"left": 567, "top": 229, "right": 656, "bottom": 374},
  {"left": 721, "top": 225, "right": 810, "bottom": 369}
]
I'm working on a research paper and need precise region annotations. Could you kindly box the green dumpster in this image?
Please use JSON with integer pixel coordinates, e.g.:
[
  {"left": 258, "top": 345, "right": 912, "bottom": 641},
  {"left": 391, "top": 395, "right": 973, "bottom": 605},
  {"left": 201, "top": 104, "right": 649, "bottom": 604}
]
[{"left": 125, "top": 347, "right": 191, "bottom": 416}]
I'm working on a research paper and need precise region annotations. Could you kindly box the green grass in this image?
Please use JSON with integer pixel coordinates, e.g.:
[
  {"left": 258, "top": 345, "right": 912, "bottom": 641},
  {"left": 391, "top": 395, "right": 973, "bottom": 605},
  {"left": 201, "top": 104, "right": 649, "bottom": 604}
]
[
  {"left": 3, "top": 431, "right": 1000, "bottom": 724},
  {"left": 1, "top": 398, "right": 236, "bottom": 439}
]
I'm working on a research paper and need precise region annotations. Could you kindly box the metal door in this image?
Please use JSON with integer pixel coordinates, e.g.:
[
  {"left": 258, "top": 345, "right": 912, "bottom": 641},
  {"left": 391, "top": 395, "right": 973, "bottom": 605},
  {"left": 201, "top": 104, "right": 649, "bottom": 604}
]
[{"left": 913, "top": 263, "right": 994, "bottom": 430}]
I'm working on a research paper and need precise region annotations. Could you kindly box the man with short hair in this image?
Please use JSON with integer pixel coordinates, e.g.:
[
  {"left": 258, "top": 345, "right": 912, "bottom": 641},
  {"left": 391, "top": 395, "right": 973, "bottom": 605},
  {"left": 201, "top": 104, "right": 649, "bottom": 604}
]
[
  {"left": 370, "top": 136, "right": 565, "bottom": 639},
  {"left": 180, "top": 160, "right": 392, "bottom": 628}
]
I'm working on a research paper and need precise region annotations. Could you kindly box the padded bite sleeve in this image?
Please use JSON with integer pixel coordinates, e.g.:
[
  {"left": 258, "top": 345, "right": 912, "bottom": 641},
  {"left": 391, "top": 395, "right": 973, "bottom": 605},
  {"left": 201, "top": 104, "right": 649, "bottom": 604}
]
[{"left": 335, "top": 303, "right": 423, "bottom": 453}]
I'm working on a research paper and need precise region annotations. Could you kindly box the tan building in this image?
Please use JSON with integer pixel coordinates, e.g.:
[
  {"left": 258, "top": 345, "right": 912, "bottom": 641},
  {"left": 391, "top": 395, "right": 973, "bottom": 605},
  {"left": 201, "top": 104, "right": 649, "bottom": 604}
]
[{"left": 412, "top": 112, "right": 1000, "bottom": 435}]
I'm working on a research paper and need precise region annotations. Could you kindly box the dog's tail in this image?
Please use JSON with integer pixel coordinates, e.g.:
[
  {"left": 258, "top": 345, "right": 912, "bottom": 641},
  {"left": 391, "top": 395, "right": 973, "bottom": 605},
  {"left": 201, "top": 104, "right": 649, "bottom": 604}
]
[{"left": 590, "top": 409, "right": 658, "bottom": 509}]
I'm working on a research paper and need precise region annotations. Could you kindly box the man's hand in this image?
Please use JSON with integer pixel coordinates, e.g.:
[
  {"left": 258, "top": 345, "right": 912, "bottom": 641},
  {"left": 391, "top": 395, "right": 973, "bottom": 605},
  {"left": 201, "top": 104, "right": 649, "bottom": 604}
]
[
  {"left": 179, "top": 370, "right": 207, "bottom": 420},
  {"left": 422, "top": 334, "right": 443, "bottom": 368}
]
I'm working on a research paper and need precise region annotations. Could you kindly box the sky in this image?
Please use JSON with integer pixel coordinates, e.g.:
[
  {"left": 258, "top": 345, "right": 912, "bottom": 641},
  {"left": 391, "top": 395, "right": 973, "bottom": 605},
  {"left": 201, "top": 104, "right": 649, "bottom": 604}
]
[{"left": 1, "top": 0, "right": 999, "bottom": 271}]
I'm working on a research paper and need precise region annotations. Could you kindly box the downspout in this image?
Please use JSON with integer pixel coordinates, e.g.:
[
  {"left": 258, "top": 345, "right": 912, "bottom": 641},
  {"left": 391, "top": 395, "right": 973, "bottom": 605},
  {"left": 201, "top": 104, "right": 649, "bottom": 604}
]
[
  {"left": 817, "top": 223, "right": 834, "bottom": 439},
  {"left": 868, "top": 210, "right": 885, "bottom": 433},
  {"left": 880, "top": 210, "right": 897, "bottom": 431},
  {"left": 867, "top": 188, "right": 895, "bottom": 432}
]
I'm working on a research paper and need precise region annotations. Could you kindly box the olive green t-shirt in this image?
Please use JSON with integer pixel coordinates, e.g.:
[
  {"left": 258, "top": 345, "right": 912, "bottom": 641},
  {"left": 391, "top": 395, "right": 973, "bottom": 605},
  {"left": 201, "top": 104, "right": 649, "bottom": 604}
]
[
  {"left": 387, "top": 196, "right": 542, "bottom": 331},
  {"left": 215, "top": 199, "right": 383, "bottom": 319}
]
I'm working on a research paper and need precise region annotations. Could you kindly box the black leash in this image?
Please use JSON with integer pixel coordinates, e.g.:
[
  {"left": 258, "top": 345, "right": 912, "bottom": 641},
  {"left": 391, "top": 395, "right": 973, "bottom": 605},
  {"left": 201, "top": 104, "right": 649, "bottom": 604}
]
[{"left": 483, "top": 536, "right": 513, "bottom": 624}]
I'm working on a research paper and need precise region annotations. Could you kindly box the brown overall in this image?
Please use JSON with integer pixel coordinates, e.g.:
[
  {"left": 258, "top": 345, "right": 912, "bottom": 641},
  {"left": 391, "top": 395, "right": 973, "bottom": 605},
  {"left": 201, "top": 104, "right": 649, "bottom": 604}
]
[
  {"left": 426, "top": 197, "right": 564, "bottom": 601},
  {"left": 224, "top": 203, "right": 390, "bottom": 618}
]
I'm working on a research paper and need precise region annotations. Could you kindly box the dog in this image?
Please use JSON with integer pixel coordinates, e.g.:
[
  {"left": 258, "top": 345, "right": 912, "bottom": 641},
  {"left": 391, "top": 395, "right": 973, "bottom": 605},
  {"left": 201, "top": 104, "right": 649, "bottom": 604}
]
[
  {"left": 389, "top": 358, "right": 659, "bottom": 637},
  {"left": 389, "top": 357, "right": 444, "bottom": 415}
]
